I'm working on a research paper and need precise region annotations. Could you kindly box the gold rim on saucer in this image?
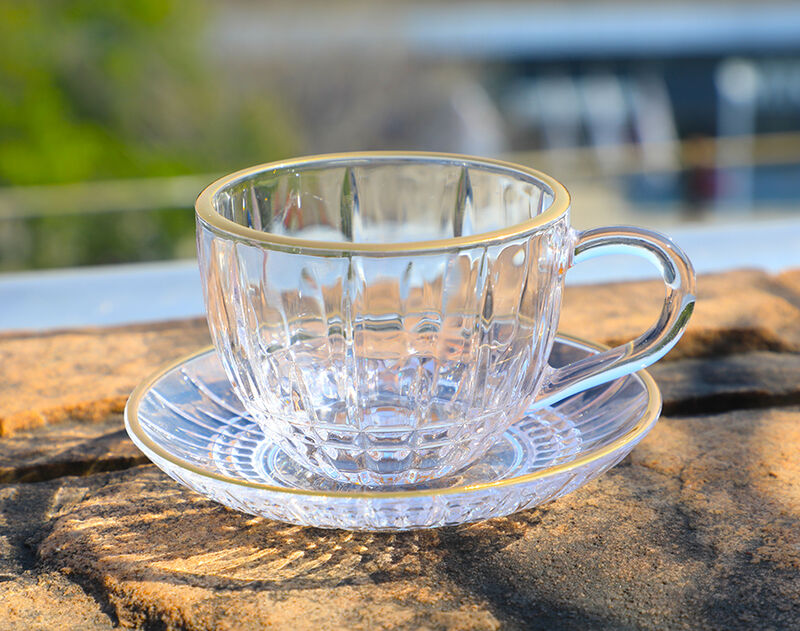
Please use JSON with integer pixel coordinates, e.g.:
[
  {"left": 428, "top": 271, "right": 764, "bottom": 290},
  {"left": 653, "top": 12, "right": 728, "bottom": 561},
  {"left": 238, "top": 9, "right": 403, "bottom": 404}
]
[{"left": 124, "top": 333, "right": 661, "bottom": 500}]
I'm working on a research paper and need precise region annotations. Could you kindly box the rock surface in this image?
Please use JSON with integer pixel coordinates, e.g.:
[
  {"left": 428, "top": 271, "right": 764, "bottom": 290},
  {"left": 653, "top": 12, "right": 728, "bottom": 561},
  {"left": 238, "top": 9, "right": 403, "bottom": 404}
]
[
  {"left": 0, "top": 573, "right": 115, "bottom": 631},
  {"left": 560, "top": 268, "right": 800, "bottom": 357},
  {"left": 0, "top": 318, "right": 210, "bottom": 436},
  {"left": 0, "top": 416, "right": 145, "bottom": 484},
  {"left": 1, "top": 269, "right": 799, "bottom": 630},
  {"left": 0, "top": 479, "right": 116, "bottom": 630},
  {"left": 649, "top": 351, "right": 800, "bottom": 416}
]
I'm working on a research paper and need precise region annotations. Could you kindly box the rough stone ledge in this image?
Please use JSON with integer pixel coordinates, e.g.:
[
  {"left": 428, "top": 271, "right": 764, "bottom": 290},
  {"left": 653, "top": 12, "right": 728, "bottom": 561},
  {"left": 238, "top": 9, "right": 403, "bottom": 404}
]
[
  {"left": 0, "top": 573, "right": 115, "bottom": 631},
  {"left": 560, "top": 268, "right": 800, "bottom": 358},
  {"left": 1, "top": 268, "right": 799, "bottom": 629},
  {"left": 0, "top": 318, "right": 210, "bottom": 437},
  {"left": 0, "top": 416, "right": 147, "bottom": 484},
  {"left": 0, "top": 406, "right": 793, "bottom": 630},
  {"left": 651, "top": 351, "right": 800, "bottom": 417}
]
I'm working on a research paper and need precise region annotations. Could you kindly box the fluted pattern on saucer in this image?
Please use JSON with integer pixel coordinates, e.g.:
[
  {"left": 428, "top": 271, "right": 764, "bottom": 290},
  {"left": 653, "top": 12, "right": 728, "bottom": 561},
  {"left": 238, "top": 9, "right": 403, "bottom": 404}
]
[{"left": 125, "top": 339, "right": 659, "bottom": 531}]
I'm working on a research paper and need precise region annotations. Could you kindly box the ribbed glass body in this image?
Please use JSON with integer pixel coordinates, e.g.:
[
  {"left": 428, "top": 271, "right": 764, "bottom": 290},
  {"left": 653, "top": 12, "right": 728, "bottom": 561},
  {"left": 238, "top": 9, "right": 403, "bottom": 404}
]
[{"left": 197, "top": 157, "right": 574, "bottom": 485}]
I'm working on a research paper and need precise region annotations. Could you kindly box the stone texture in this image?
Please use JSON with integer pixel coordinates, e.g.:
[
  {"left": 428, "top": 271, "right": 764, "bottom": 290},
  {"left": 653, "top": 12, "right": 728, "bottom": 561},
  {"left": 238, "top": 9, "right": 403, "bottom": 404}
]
[
  {"left": 1, "top": 269, "right": 799, "bottom": 630},
  {"left": 0, "top": 479, "right": 115, "bottom": 630},
  {"left": 9, "top": 469, "right": 500, "bottom": 631},
  {"left": 561, "top": 269, "right": 800, "bottom": 358},
  {"left": 0, "top": 318, "right": 210, "bottom": 436},
  {"left": 23, "top": 407, "right": 799, "bottom": 630},
  {"left": 649, "top": 351, "right": 800, "bottom": 416},
  {"left": 0, "top": 574, "right": 115, "bottom": 631},
  {"left": 0, "top": 416, "right": 145, "bottom": 483}
]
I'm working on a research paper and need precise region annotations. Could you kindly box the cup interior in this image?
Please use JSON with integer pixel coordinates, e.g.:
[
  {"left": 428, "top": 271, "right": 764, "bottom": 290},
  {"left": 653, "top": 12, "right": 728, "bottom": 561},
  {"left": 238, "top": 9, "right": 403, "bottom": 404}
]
[{"left": 210, "top": 156, "right": 557, "bottom": 246}]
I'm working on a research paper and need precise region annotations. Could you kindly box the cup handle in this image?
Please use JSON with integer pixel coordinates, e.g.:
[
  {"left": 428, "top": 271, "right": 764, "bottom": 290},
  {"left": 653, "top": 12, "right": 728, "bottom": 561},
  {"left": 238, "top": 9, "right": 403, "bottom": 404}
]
[{"left": 534, "top": 226, "right": 696, "bottom": 409}]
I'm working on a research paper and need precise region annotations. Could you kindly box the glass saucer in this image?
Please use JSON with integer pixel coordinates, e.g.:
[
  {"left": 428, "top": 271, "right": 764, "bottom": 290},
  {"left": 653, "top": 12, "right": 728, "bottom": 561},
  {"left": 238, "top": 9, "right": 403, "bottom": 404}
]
[{"left": 125, "top": 334, "right": 661, "bottom": 531}]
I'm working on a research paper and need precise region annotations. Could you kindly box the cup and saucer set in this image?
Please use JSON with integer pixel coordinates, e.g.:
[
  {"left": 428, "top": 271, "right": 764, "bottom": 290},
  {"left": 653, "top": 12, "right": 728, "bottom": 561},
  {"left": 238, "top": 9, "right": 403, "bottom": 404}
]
[{"left": 125, "top": 153, "right": 695, "bottom": 531}]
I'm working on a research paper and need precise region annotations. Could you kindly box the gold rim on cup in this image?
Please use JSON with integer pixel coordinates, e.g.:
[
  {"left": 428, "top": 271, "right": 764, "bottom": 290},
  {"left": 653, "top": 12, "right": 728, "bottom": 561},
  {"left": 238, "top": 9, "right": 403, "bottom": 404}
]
[{"left": 195, "top": 151, "right": 572, "bottom": 254}]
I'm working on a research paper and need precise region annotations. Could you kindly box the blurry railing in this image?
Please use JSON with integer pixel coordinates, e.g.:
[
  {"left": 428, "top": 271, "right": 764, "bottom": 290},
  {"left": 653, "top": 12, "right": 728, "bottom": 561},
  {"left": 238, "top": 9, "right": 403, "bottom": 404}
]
[
  {"left": 0, "top": 174, "right": 217, "bottom": 221},
  {"left": 0, "top": 132, "right": 800, "bottom": 221},
  {"left": 1, "top": 132, "right": 799, "bottom": 222},
  {"left": 510, "top": 131, "right": 800, "bottom": 178}
]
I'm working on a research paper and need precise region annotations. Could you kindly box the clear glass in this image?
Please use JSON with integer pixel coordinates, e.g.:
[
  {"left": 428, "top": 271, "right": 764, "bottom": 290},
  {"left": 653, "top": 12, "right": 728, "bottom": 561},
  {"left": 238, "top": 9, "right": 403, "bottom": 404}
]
[
  {"left": 195, "top": 153, "right": 694, "bottom": 486},
  {"left": 125, "top": 337, "right": 661, "bottom": 531}
]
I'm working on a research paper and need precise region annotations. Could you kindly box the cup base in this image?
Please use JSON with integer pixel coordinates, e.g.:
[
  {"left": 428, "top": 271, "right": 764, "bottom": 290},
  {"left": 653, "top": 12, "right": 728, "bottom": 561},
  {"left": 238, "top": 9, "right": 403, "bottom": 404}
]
[{"left": 248, "top": 400, "right": 515, "bottom": 488}]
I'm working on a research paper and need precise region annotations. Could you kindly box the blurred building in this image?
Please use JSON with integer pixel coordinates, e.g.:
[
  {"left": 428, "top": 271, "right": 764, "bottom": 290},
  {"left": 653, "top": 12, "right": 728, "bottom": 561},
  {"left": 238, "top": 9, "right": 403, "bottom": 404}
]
[{"left": 211, "top": 1, "right": 800, "bottom": 210}]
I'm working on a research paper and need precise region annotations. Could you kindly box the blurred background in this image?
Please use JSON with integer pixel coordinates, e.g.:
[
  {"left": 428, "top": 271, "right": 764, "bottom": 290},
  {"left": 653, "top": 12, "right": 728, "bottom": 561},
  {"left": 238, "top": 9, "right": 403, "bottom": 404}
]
[{"left": 2, "top": 0, "right": 800, "bottom": 328}]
